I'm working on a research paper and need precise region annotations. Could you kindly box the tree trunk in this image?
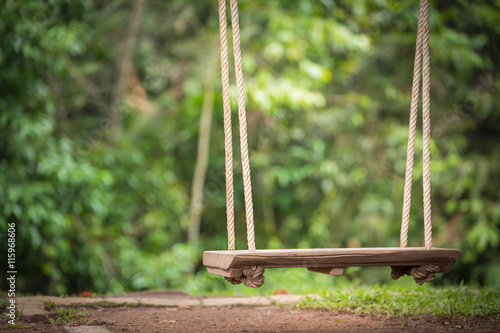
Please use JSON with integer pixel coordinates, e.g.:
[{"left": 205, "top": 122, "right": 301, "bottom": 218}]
[
  {"left": 109, "top": 0, "right": 147, "bottom": 137},
  {"left": 188, "top": 43, "right": 218, "bottom": 249}
]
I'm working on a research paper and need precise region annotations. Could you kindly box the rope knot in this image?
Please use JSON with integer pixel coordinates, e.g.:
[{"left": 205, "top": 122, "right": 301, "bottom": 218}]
[
  {"left": 391, "top": 264, "right": 440, "bottom": 285},
  {"left": 225, "top": 266, "right": 265, "bottom": 288}
]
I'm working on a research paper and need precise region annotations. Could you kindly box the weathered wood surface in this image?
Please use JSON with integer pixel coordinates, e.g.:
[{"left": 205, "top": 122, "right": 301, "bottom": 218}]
[
  {"left": 307, "top": 267, "right": 345, "bottom": 276},
  {"left": 203, "top": 247, "right": 460, "bottom": 271}
]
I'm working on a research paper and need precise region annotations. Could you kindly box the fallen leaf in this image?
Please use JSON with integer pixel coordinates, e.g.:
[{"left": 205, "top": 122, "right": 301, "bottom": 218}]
[
  {"left": 79, "top": 291, "right": 94, "bottom": 297},
  {"left": 178, "top": 305, "right": 191, "bottom": 310},
  {"left": 272, "top": 289, "right": 289, "bottom": 295},
  {"left": 158, "top": 320, "right": 177, "bottom": 324},
  {"left": 336, "top": 319, "right": 343, "bottom": 323}
]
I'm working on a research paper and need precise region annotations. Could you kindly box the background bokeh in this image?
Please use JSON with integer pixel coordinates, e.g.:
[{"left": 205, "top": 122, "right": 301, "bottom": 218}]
[{"left": 1, "top": 0, "right": 499, "bottom": 295}]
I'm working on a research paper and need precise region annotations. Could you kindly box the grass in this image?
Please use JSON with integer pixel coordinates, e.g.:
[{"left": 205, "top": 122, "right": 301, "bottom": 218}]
[
  {"left": 0, "top": 306, "right": 29, "bottom": 329},
  {"left": 47, "top": 306, "right": 77, "bottom": 324},
  {"left": 297, "top": 283, "right": 500, "bottom": 319},
  {"left": 42, "top": 304, "right": 89, "bottom": 324},
  {"left": 185, "top": 266, "right": 500, "bottom": 319},
  {"left": 184, "top": 266, "right": 360, "bottom": 296}
]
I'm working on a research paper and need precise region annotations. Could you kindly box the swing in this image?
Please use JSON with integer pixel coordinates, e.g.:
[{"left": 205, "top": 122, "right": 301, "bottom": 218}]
[{"left": 204, "top": 0, "right": 460, "bottom": 288}]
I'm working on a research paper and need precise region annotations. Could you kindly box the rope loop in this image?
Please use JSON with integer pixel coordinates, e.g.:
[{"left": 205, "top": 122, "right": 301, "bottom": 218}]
[
  {"left": 220, "top": 0, "right": 432, "bottom": 252},
  {"left": 400, "top": 0, "right": 432, "bottom": 249},
  {"left": 218, "top": 0, "right": 256, "bottom": 252}
]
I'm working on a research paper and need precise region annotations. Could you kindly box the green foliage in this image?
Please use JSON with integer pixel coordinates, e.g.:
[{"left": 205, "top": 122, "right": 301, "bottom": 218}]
[
  {"left": 298, "top": 284, "right": 500, "bottom": 319},
  {"left": 53, "top": 306, "right": 76, "bottom": 323},
  {"left": 0, "top": 0, "right": 190, "bottom": 294},
  {"left": 0, "top": 0, "right": 499, "bottom": 295},
  {"left": 2, "top": 307, "right": 24, "bottom": 328},
  {"left": 45, "top": 306, "right": 89, "bottom": 324}
]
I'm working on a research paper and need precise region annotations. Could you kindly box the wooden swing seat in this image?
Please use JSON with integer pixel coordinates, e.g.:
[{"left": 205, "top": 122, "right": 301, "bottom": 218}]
[
  {"left": 205, "top": 0, "right": 458, "bottom": 288},
  {"left": 204, "top": 247, "right": 460, "bottom": 286}
]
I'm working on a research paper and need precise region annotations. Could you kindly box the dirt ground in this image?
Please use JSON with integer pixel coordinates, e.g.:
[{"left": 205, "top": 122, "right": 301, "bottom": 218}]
[{"left": 3, "top": 304, "right": 499, "bottom": 333}]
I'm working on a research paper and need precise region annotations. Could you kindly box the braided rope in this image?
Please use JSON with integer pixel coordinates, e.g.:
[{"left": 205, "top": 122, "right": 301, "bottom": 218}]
[
  {"left": 400, "top": 1, "right": 425, "bottom": 247},
  {"left": 421, "top": 0, "right": 432, "bottom": 249},
  {"left": 218, "top": 0, "right": 256, "bottom": 252},
  {"left": 400, "top": 0, "right": 432, "bottom": 249},
  {"left": 218, "top": 0, "right": 236, "bottom": 250},
  {"left": 230, "top": 0, "right": 256, "bottom": 252}
]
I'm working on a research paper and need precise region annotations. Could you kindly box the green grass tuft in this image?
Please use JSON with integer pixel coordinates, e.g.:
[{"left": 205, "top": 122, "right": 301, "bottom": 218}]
[{"left": 297, "top": 284, "right": 500, "bottom": 319}]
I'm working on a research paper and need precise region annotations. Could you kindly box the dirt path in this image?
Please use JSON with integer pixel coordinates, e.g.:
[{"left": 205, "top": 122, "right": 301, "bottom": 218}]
[
  {"left": 3, "top": 291, "right": 498, "bottom": 332},
  {"left": 4, "top": 305, "right": 498, "bottom": 332}
]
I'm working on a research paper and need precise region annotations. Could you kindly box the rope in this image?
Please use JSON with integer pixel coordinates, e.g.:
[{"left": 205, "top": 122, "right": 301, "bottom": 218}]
[
  {"left": 421, "top": 0, "right": 432, "bottom": 249},
  {"left": 400, "top": 0, "right": 432, "bottom": 249},
  {"left": 225, "top": 266, "right": 265, "bottom": 288},
  {"left": 230, "top": 0, "right": 256, "bottom": 252},
  {"left": 400, "top": 0, "right": 425, "bottom": 247},
  {"left": 391, "top": 264, "right": 440, "bottom": 285},
  {"left": 218, "top": 0, "right": 235, "bottom": 250},
  {"left": 219, "top": 0, "right": 256, "bottom": 252}
]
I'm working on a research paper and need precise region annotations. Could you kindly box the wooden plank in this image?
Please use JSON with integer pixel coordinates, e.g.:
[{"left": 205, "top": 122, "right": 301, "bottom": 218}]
[
  {"left": 203, "top": 247, "right": 460, "bottom": 271},
  {"left": 307, "top": 267, "right": 345, "bottom": 275},
  {"left": 206, "top": 267, "right": 242, "bottom": 278}
]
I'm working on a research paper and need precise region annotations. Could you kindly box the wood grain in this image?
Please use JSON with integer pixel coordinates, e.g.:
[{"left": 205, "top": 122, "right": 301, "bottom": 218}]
[
  {"left": 307, "top": 267, "right": 345, "bottom": 275},
  {"left": 203, "top": 247, "right": 460, "bottom": 273}
]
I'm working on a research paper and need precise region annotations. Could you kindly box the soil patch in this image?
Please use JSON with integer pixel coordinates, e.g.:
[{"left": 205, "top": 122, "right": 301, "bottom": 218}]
[{"left": 3, "top": 304, "right": 498, "bottom": 332}]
